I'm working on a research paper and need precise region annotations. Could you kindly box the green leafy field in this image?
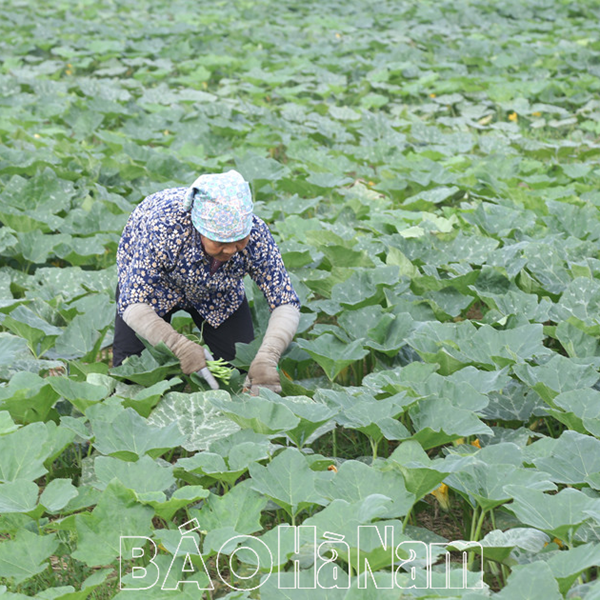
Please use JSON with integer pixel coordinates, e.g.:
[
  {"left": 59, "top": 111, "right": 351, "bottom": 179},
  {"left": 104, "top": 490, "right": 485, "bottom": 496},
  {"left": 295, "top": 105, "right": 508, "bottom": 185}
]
[{"left": 1, "top": 0, "right": 600, "bottom": 597}]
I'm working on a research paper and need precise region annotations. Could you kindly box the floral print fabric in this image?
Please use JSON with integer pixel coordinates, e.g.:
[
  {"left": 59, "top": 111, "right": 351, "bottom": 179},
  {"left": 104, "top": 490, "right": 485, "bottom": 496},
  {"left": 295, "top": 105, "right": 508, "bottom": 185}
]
[
  {"left": 116, "top": 187, "right": 300, "bottom": 328},
  {"left": 183, "top": 170, "right": 254, "bottom": 243}
]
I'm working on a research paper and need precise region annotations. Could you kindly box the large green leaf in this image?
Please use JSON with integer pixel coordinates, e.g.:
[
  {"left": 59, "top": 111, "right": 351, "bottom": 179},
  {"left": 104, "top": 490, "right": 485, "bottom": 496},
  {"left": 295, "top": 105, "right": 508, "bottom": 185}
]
[
  {"left": 402, "top": 186, "right": 460, "bottom": 209},
  {"left": 444, "top": 442, "right": 524, "bottom": 470},
  {"left": 0, "top": 530, "right": 59, "bottom": 585},
  {"left": 522, "top": 241, "right": 572, "bottom": 296},
  {"left": 406, "top": 321, "right": 477, "bottom": 375},
  {"left": 208, "top": 393, "right": 298, "bottom": 436},
  {"left": 386, "top": 441, "right": 450, "bottom": 501},
  {"left": 479, "top": 379, "right": 546, "bottom": 422},
  {"left": 39, "top": 478, "right": 79, "bottom": 514},
  {"left": 51, "top": 313, "right": 111, "bottom": 362},
  {"left": 409, "top": 322, "right": 549, "bottom": 373},
  {"left": 149, "top": 390, "right": 239, "bottom": 452},
  {"left": 0, "top": 372, "right": 59, "bottom": 424},
  {"left": 0, "top": 480, "right": 39, "bottom": 513},
  {"left": 329, "top": 267, "right": 399, "bottom": 308},
  {"left": 190, "top": 479, "right": 268, "bottom": 554},
  {"left": 550, "top": 277, "right": 600, "bottom": 332},
  {"left": 90, "top": 406, "right": 186, "bottom": 460},
  {"left": 72, "top": 480, "right": 155, "bottom": 567},
  {"left": 316, "top": 460, "right": 414, "bottom": 518},
  {"left": 450, "top": 528, "right": 550, "bottom": 566},
  {"left": 141, "top": 486, "right": 210, "bottom": 522},
  {"left": 546, "top": 543, "right": 600, "bottom": 595},
  {"left": 109, "top": 346, "right": 180, "bottom": 386},
  {"left": 175, "top": 451, "right": 246, "bottom": 486},
  {"left": 176, "top": 433, "right": 273, "bottom": 486},
  {"left": 333, "top": 391, "right": 412, "bottom": 444},
  {"left": 0, "top": 332, "right": 61, "bottom": 381},
  {"left": 458, "top": 323, "right": 549, "bottom": 369},
  {"left": 364, "top": 312, "right": 416, "bottom": 355},
  {"left": 48, "top": 376, "right": 110, "bottom": 413},
  {"left": 248, "top": 448, "right": 329, "bottom": 519},
  {"left": 270, "top": 393, "right": 339, "bottom": 448},
  {"left": 296, "top": 334, "right": 369, "bottom": 382},
  {"left": 505, "top": 486, "right": 599, "bottom": 541},
  {"left": 301, "top": 498, "right": 406, "bottom": 574},
  {"left": 549, "top": 389, "right": 600, "bottom": 437},
  {"left": 399, "top": 370, "right": 490, "bottom": 413},
  {"left": 338, "top": 305, "right": 388, "bottom": 340},
  {"left": 0, "top": 412, "right": 19, "bottom": 435},
  {"left": 94, "top": 455, "right": 175, "bottom": 493},
  {"left": 235, "top": 152, "right": 290, "bottom": 183},
  {"left": 533, "top": 430, "right": 600, "bottom": 485},
  {"left": 2, "top": 305, "right": 62, "bottom": 357},
  {"left": 362, "top": 362, "right": 439, "bottom": 396},
  {"left": 208, "top": 429, "right": 276, "bottom": 463},
  {"left": 445, "top": 462, "right": 555, "bottom": 512},
  {"left": 495, "top": 561, "right": 561, "bottom": 600},
  {"left": 409, "top": 398, "right": 492, "bottom": 450},
  {"left": 43, "top": 421, "right": 77, "bottom": 468},
  {"left": 0, "top": 422, "right": 51, "bottom": 482},
  {"left": 513, "top": 354, "right": 600, "bottom": 403},
  {"left": 556, "top": 320, "right": 600, "bottom": 358},
  {"left": 115, "top": 378, "right": 182, "bottom": 418}
]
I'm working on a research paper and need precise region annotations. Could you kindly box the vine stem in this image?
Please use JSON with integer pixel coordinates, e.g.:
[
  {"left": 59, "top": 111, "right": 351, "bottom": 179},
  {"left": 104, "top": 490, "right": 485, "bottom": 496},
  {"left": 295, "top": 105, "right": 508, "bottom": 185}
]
[
  {"left": 332, "top": 428, "right": 337, "bottom": 459},
  {"left": 469, "top": 506, "right": 479, "bottom": 541},
  {"left": 473, "top": 509, "right": 487, "bottom": 542},
  {"left": 468, "top": 508, "right": 487, "bottom": 570},
  {"left": 402, "top": 505, "right": 413, "bottom": 533},
  {"left": 369, "top": 437, "right": 379, "bottom": 461}
]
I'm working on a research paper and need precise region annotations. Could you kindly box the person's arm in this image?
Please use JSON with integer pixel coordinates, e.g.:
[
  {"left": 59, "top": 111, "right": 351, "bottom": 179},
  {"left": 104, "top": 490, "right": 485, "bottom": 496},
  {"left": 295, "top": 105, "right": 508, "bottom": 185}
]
[
  {"left": 244, "top": 218, "right": 302, "bottom": 394},
  {"left": 245, "top": 303, "right": 300, "bottom": 394},
  {"left": 116, "top": 194, "right": 217, "bottom": 380},
  {"left": 123, "top": 303, "right": 207, "bottom": 375}
]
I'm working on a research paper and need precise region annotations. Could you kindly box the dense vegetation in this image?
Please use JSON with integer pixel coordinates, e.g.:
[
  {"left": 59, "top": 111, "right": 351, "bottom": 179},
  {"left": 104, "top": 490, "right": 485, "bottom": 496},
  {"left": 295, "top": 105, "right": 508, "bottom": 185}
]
[{"left": 1, "top": 0, "right": 600, "bottom": 597}]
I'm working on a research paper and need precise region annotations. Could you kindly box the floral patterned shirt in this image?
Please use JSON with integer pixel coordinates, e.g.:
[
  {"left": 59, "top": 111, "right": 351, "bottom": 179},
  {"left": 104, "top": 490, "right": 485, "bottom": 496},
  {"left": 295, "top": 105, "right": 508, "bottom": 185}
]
[{"left": 116, "top": 187, "right": 300, "bottom": 327}]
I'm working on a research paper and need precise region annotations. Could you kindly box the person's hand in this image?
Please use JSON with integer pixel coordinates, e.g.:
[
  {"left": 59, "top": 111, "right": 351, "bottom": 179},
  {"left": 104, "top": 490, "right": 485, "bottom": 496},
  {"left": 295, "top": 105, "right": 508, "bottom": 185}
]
[
  {"left": 243, "top": 304, "right": 300, "bottom": 396},
  {"left": 169, "top": 335, "right": 207, "bottom": 375},
  {"left": 122, "top": 303, "right": 207, "bottom": 375},
  {"left": 245, "top": 353, "right": 281, "bottom": 395}
]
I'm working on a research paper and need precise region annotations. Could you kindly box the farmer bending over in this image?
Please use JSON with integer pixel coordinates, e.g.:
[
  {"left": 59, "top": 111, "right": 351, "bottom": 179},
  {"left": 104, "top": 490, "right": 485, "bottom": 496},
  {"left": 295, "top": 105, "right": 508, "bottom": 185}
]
[{"left": 112, "top": 170, "right": 301, "bottom": 394}]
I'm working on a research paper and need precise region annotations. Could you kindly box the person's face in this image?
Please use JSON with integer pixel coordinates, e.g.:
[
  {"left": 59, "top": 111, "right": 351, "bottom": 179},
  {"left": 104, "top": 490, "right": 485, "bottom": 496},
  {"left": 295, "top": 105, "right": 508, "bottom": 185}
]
[{"left": 201, "top": 234, "right": 250, "bottom": 262}]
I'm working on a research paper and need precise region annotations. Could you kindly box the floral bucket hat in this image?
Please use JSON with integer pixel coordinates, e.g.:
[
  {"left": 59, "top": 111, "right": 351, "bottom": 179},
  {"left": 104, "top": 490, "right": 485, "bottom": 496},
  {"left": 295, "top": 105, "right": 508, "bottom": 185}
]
[{"left": 183, "top": 170, "right": 253, "bottom": 242}]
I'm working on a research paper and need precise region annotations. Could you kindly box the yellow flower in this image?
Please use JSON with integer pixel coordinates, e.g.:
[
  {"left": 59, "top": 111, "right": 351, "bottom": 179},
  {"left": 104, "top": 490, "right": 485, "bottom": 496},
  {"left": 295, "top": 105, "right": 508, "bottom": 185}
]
[
  {"left": 335, "top": 33, "right": 341, "bottom": 39},
  {"left": 532, "top": 111, "right": 541, "bottom": 117},
  {"left": 508, "top": 112, "right": 518, "bottom": 122},
  {"left": 471, "top": 439, "right": 481, "bottom": 449},
  {"left": 429, "top": 93, "right": 437, "bottom": 98},
  {"left": 431, "top": 483, "right": 450, "bottom": 511}
]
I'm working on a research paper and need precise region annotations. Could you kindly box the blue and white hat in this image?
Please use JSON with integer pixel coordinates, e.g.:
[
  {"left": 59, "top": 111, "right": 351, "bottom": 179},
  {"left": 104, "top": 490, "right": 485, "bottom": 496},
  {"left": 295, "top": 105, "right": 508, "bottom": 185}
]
[{"left": 183, "top": 170, "right": 253, "bottom": 242}]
